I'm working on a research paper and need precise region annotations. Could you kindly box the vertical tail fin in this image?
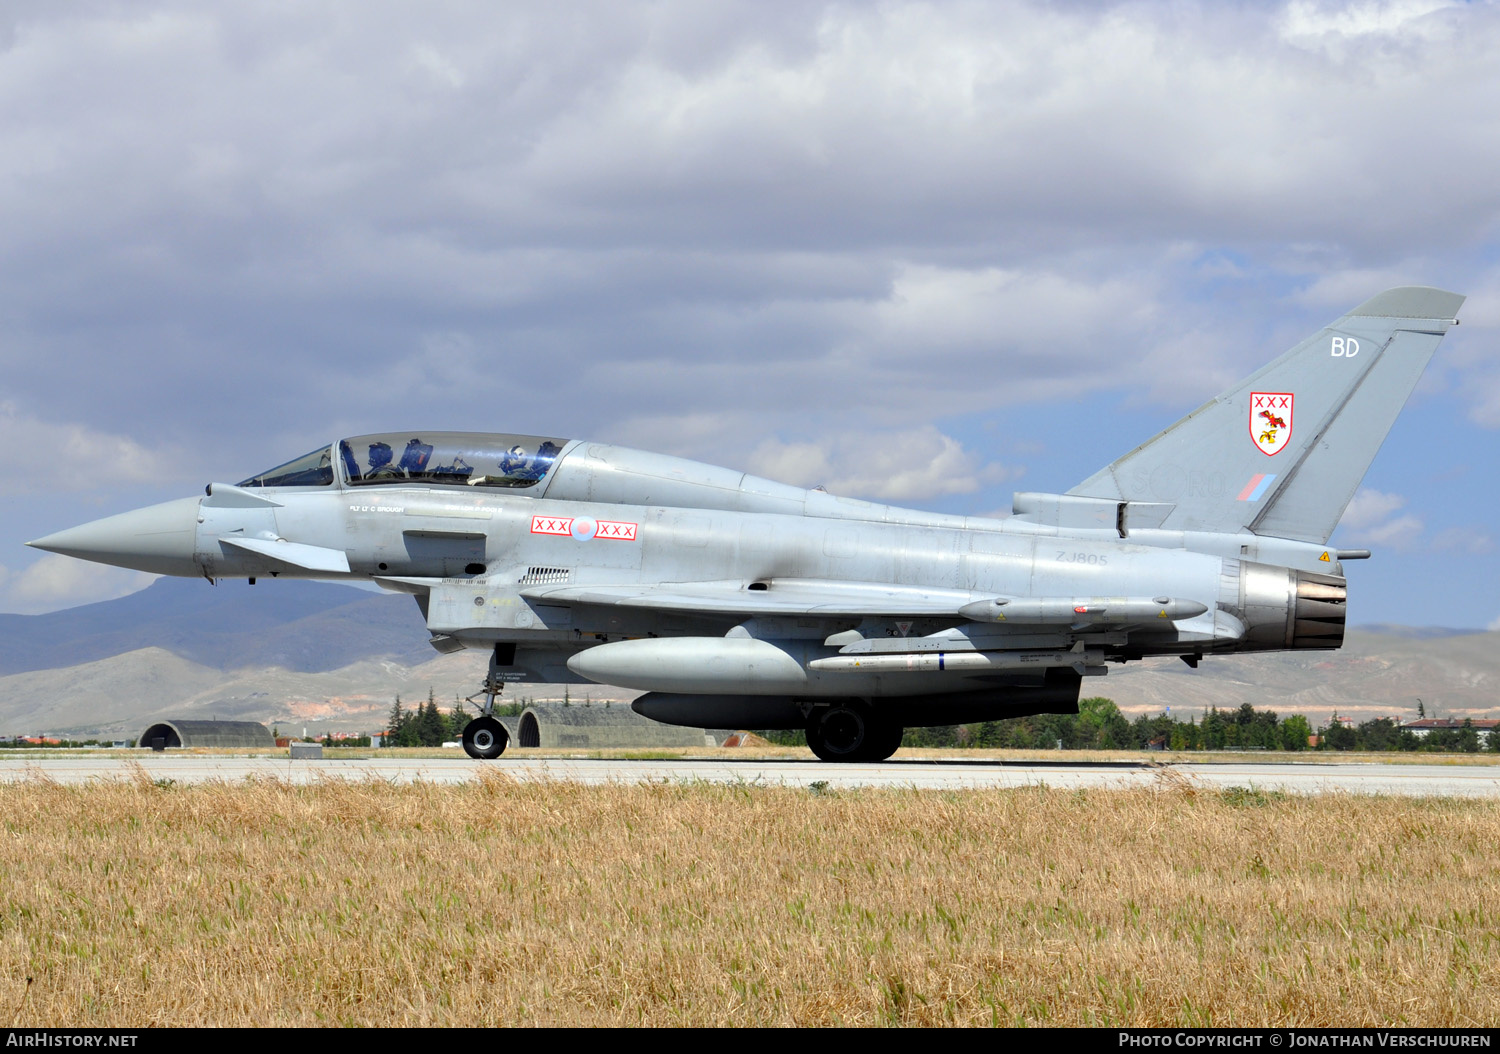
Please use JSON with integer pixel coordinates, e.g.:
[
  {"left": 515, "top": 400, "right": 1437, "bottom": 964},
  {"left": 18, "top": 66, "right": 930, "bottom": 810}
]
[{"left": 1070, "top": 287, "right": 1464, "bottom": 543}]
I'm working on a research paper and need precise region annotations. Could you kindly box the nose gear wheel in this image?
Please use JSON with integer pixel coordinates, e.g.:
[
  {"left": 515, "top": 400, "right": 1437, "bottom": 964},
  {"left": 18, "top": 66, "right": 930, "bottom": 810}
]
[{"left": 462, "top": 715, "right": 507, "bottom": 760}]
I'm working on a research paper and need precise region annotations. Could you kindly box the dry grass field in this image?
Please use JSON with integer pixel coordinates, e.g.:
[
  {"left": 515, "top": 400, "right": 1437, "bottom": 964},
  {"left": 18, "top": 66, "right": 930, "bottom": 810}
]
[
  {"left": 17, "top": 744, "right": 1500, "bottom": 765},
  {"left": 1, "top": 771, "right": 1497, "bottom": 1027}
]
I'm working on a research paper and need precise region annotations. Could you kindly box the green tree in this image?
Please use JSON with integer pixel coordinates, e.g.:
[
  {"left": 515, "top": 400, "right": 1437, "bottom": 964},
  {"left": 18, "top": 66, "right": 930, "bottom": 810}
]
[
  {"left": 415, "top": 690, "right": 446, "bottom": 746},
  {"left": 1279, "top": 714, "right": 1312, "bottom": 751},
  {"left": 1424, "top": 726, "right": 1460, "bottom": 752},
  {"left": 1322, "top": 718, "right": 1357, "bottom": 751},
  {"left": 388, "top": 693, "right": 424, "bottom": 747},
  {"left": 1355, "top": 717, "right": 1399, "bottom": 752},
  {"left": 1199, "top": 708, "right": 1227, "bottom": 750},
  {"left": 447, "top": 702, "right": 470, "bottom": 741},
  {"left": 1075, "top": 697, "right": 1127, "bottom": 749},
  {"left": 1457, "top": 719, "right": 1481, "bottom": 754}
]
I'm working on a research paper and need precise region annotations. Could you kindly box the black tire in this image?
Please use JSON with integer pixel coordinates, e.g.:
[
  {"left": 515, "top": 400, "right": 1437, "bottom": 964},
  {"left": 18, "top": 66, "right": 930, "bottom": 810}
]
[
  {"left": 462, "top": 716, "right": 507, "bottom": 760},
  {"left": 861, "top": 719, "right": 905, "bottom": 762},
  {"left": 805, "top": 702, "right": 874, "bottom": 762}
]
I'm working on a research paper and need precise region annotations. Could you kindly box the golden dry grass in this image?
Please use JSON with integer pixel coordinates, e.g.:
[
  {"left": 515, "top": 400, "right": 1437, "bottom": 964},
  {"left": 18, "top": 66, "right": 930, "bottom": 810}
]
[
  {"left": 18, "top": 744, "right": 1500, "bottom": 765},
  {"left": 1, "top": 773, "right": 1497, "bottom": 1026}
]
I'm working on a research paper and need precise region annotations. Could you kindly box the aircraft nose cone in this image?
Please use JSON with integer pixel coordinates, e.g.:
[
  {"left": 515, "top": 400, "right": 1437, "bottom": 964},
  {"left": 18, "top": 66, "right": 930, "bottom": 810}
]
[{"left": 27, "top": 496, "right": 203, "bottom": 576}]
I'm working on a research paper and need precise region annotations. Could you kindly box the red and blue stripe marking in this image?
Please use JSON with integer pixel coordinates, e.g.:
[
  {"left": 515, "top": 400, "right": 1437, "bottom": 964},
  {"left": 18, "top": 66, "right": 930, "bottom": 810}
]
[{"left": 1237, "top": 473, "right": 1277, "bottom": 502}]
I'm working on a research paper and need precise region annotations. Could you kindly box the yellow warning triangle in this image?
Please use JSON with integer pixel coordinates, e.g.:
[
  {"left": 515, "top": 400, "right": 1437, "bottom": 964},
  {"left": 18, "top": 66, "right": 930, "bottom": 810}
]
[{"left": 1319, "top": 551, "right": 1330, "bottom": 562}]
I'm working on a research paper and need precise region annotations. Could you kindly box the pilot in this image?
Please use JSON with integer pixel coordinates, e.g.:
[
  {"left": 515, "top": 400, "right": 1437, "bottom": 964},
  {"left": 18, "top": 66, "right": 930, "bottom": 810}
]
[
  {"left": 366, "top": 441, "right": 399, "bottom": 479},
  {"left": 517, "top": 440, "right": 562, "bottom": 481},
  {"left": 498, "top": 444, "right": 530, "bottom": 479}
]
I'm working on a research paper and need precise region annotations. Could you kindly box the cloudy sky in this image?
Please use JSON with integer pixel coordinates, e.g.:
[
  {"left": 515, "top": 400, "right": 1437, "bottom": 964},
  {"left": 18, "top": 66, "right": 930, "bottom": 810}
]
[{"left": 2, "top": 0, "right": 1498, "bottom": 627}]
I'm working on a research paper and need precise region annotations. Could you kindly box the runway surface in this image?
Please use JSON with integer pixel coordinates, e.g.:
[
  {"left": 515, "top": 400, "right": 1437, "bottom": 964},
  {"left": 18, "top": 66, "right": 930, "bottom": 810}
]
[{"left": 4, "top": 754, "right": 1500, "bottom": 796}]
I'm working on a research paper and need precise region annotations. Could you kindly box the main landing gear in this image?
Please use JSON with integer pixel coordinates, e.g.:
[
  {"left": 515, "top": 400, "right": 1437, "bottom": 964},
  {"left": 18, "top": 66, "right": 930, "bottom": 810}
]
[
  {"left": 805, "top": 700, "right": 904, "bottom": 763},
  {"left": 461, "top": 644, "right": 513, "bottom": 761}
]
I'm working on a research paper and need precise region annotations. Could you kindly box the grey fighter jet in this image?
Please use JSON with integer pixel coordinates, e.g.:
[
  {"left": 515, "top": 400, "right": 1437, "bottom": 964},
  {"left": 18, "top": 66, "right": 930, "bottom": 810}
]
[{"left": 29, "top": 287, "right": 1464, "bottom": 761}]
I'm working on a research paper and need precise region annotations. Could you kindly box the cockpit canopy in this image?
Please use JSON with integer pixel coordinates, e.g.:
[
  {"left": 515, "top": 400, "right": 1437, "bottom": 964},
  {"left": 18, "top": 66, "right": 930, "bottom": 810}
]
[
  {"left": 341, "top": 432, "right": 568, "bottom": 488},
  {"left": 238, "top": 432, "right": 570, "bottom": 489}
]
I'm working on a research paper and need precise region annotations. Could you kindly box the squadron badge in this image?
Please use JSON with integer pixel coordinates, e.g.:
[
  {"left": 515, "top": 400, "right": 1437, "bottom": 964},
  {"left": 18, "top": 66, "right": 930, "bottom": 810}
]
[{"left": 1250, "top": 392, "right": 1293, "bottom": 456}]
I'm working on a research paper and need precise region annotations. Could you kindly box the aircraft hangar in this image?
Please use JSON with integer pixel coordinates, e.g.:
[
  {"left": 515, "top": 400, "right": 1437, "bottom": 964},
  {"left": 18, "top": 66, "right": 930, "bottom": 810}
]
[
  {"left": 514, "top": 704, "right": 726, "bottom": 749},
  {"left": 137, "top": 720, "right": 276, "bottom": 750}
]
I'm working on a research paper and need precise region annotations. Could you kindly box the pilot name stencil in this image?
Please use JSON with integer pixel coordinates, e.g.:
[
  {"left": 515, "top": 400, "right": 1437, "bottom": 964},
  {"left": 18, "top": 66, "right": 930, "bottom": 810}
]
[{"left": 531, "top": 515, "right": 638, "bottom": 541}]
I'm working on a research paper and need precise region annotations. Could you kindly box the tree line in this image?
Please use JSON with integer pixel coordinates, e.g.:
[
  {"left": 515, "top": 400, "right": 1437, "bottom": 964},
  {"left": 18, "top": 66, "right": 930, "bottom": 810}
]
[
  {"left": 384, "top": 691, "right": 536, "bottom": 747},
  {"left": 386, "top": 691, "right": 473, "bottom": 747},
  {"left": 760, "top": 699, "right": 1498, "bottom": 753}
]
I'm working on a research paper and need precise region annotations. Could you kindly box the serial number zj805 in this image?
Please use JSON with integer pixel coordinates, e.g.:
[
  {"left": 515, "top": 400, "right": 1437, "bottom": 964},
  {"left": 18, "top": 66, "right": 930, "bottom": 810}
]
[{"left": 1056, "top": 551, "right": 1108, "bottom": 565}]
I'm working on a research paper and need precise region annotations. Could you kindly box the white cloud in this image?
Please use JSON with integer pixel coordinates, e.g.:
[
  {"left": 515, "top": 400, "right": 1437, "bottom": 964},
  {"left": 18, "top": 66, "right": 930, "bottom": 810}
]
[
  {"left": 2, "top": 1, "right": 1499, "bottom": 453},
  {"left": 1489, "top": 614, "right": 1500, "bottom": 633},
  {"left": 1338, "top": 488, "right": 1425, "bottom": 550},
  {"left": 0, "top": 554, "right": 157, "bottom": 615},
  {"left": 1280, "top": 0, "right": 1459, "bottom": 42},
  {"left": 1353, "top": 514, "right": 1425, "bottom": 550},
  {"left": 0, "top": 402, "right": 194, "bottom": 496},
  {"left": 1340, "top": 489, "right": 1409, "bottom": 531},
  {"left": 1290, "top": 270, "right": 1423, "bottom": 312},
  {"left": 746, "top": 425, "right": 1015, "bottom": 501}
]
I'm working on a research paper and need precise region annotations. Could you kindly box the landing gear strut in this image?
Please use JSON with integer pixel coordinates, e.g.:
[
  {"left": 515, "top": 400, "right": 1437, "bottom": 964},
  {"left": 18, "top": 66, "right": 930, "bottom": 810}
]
[
  {"left": 461, "top": 643, "right": 513, "bottom": 761},
  {"left": 805, "top": 701, "right": 903, "bottom": 763}
]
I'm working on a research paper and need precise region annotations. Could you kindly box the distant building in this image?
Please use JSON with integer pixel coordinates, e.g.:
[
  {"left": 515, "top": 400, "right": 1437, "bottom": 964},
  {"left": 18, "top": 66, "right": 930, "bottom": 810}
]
[{"left": 1401, "top": 718, "right": 1499, "bottom": 743}]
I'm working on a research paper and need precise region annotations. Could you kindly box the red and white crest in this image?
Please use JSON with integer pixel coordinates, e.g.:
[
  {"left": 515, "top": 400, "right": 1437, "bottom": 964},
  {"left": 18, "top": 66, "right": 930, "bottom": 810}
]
[{"left": 1249, "top": 392, "right": 1293, "bottom": 456}]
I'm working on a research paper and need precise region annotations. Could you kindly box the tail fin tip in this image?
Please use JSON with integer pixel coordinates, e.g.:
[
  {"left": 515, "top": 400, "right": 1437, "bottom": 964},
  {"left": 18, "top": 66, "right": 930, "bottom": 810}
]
[{"left": 1348, "top": 286, "right": 1464, "bottom": 320}]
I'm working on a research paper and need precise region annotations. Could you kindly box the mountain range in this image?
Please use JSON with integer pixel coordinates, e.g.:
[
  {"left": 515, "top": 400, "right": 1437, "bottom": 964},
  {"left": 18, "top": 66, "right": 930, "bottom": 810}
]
[{"left": 0, "top": 578, "right": 1494, "bottom": 737}]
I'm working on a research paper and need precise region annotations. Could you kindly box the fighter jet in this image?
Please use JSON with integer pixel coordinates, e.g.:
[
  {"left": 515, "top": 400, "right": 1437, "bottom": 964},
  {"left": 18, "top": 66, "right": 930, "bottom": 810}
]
[{"left": 29, "top": 287, "right": 1464, "bottom": 761}]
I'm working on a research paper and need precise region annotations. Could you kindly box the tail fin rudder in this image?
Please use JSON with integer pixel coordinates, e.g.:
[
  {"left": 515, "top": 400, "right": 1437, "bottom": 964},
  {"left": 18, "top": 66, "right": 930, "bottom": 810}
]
[{"left": 1069, "top": 287, "right": 1465, "bottom": 544}]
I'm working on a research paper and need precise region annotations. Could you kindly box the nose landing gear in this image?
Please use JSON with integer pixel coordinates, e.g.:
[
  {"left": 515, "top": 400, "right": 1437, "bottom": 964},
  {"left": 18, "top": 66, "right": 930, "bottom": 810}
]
[
  {"left": 461, "top": 643, "right": 514, "bottom": 760},
  {"left": 462, "top": 715, "right": 506, "bottom": 760}
]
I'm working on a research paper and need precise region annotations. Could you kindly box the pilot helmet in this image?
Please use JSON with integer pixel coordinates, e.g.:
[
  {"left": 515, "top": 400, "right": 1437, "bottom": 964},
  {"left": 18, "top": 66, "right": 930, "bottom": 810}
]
[{"left": 368, "top": 442, "right": 393, "bottom": 467}]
